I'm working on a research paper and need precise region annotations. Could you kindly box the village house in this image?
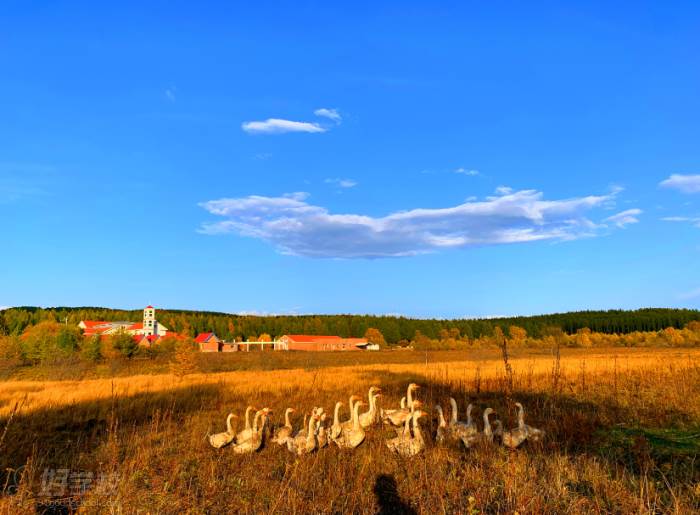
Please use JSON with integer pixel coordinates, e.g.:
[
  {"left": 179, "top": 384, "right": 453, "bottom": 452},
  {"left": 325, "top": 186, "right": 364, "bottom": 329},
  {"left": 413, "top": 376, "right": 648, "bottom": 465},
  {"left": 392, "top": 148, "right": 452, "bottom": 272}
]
[
  {"left": 195, "top": 332, "right": 222, "bottom": 352},
  {"left": 276, "top": 334, "right": 372, "bottom": 351},
  {"left": 79, "top": 306, "right": 179, "bottom": 348}
]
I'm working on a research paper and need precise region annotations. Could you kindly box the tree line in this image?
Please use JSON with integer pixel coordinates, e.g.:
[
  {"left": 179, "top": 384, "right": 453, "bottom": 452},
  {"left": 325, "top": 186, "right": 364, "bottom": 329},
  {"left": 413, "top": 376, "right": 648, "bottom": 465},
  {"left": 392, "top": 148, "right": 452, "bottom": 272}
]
[{"left": 1, "top": 306, "right": 698, "bottom": 344}]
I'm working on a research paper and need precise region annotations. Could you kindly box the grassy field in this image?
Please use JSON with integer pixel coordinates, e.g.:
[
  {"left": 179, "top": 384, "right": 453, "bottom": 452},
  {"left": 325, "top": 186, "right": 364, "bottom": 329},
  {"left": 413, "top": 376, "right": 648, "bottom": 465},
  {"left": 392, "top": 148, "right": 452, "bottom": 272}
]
[{"left": 1, "top": 348, "right": 699, "bottom": 513}]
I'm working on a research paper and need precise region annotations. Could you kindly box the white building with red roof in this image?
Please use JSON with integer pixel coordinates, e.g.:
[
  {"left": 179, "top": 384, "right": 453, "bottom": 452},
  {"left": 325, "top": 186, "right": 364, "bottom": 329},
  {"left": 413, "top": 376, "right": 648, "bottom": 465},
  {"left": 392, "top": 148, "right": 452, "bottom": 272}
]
[{"left": 79, "top": 306, "right": 170, "bottom": 338}]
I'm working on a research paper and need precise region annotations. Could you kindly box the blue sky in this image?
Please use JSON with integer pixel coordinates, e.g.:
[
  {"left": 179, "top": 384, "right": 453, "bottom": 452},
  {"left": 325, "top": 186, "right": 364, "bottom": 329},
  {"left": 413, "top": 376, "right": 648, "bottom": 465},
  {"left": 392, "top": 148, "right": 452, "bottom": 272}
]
[{"left": 2, "top": 1, "right": 699, "bottom": 318}]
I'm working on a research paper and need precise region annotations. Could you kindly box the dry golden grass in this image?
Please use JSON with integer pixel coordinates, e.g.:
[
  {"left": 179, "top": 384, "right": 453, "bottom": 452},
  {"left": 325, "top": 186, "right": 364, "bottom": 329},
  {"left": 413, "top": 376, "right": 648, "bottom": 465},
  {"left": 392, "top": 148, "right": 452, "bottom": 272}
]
[{"left": 1, "top": 348, "right": 699, "bottom": 513}]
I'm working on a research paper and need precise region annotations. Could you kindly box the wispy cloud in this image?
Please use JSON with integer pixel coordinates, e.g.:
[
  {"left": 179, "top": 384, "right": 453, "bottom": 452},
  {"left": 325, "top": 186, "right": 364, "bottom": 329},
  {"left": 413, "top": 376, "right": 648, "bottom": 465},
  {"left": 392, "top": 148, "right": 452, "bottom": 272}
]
[
  {"left": 659, "top": 174, "right": 700, "bottom": 194},
  {"left": 314, "top": 108, "right": 342, "bottom": 123},
  {"left": 241, "top": 118, "right": 326, "bottom": 134},
  {"left": 604, "top": 208, "right": 642, "bottom": 228},
  {"left": 325, "top": 178, "right": 357, "bottom": 189},
  {"left": 662, "top": 216, "right": 700, "bottom": 228},
  {"left": 165, "top": 87, "right": 176, "bottom": 102},
  {"left": 455, "top": 167, "right": 479, "bottom": 176},
  {"left": 199, "top": 187, "right": 631, "bottom": 259}
]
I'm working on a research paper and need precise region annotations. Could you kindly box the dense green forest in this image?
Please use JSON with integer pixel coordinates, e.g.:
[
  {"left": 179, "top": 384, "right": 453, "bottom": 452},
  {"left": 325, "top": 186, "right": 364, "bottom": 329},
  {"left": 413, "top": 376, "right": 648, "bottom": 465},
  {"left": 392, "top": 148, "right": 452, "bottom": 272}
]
[{"left": 1, "top": 306, "right": 698, "bottom": 344}]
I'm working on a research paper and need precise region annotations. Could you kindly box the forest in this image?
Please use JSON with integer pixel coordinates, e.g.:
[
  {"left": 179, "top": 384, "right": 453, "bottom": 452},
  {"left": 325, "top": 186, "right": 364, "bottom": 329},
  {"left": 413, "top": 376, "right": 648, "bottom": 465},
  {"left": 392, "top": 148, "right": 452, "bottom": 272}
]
[{"left": 1, "top": 306, "right": 699, "bottom": 344}]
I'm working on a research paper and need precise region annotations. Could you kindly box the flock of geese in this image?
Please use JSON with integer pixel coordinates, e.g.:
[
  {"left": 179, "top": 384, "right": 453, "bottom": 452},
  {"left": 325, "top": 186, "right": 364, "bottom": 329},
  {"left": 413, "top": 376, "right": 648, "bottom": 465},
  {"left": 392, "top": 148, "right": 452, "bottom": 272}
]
[{"left": 208, "top": 383, "right": 545, "bottom": 458}]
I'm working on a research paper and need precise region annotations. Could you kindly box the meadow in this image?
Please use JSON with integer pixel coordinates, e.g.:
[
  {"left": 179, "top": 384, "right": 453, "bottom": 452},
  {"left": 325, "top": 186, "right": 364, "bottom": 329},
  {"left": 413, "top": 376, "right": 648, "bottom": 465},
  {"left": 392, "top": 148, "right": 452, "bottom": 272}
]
[{"left": 1, "top": 347, "right": 699, "bottom": 513}]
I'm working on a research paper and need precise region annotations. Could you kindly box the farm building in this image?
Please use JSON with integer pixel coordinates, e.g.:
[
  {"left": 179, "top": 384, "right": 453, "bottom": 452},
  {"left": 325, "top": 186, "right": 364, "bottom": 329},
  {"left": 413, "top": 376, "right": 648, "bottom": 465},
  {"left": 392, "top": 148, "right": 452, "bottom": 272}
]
[
  {"left": 195, "top": 332, "right": 222, "bottom": 352},
  {"left": 79, "top": 306, "right": 170, "bottom": 338},
  {"left": 276, "top": 334, "right": 372, "bottom": 351}
]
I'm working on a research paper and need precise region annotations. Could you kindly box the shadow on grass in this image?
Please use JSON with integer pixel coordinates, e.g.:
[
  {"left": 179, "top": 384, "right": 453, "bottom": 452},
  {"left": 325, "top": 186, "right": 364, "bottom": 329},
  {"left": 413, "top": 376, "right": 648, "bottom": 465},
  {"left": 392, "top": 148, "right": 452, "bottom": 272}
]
[
  {"left": 0, "top": 382, "right": 223, "bottom": 511},
  {"left": 374, "top": 474, "right": 416, "bottom": 515},
  {"left": 360, "top": 368, "right": 699, "bottom": 487}
]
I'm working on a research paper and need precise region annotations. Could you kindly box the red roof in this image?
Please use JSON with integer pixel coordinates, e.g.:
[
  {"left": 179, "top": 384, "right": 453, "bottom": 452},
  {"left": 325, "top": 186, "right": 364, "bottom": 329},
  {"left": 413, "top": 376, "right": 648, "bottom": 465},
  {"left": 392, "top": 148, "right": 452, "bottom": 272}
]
[
  {"left": 146, "top": 305, "right": 154, "bottom": 309},
  {"left": 284, "top": 335, "right": 341, "bottom": 342},
  {"left": 195, "top": 332, "right": 216, "bottom": 343},
  {"left": 82, "top": 320, "right": 111, "bottom": 328}
]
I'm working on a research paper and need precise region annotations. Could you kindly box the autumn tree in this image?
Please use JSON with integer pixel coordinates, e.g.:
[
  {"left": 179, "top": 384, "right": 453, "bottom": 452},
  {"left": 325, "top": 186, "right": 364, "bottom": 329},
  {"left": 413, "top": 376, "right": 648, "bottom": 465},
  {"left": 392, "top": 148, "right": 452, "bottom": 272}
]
[
  {"left": 80, "top": 335, "right": 103, "bottom": 362},
  {"left": 258, "top": 333, "right": 272, "bottom": 342},
  {"left": 171, "top": 337, "right": 198, "bottom": 377},
  {"left": 575, "top": 327, "right": 592, "bottom": 348},
  {"left": 364, "top": 328, "right": 386, "bottom": 348},
  {"left": 508, "top": 325, "right": 527, "bottom": 346},
  {"left": 111, "top": 331, "right": 138, "bottom": 359}
]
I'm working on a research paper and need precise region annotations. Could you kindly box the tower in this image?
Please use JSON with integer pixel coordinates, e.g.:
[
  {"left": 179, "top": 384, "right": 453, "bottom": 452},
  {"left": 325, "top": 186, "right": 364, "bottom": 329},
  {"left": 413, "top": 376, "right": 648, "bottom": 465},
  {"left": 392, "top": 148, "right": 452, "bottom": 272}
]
[{"left": 143, "top": 305, "right": 156, "bottom": 336}]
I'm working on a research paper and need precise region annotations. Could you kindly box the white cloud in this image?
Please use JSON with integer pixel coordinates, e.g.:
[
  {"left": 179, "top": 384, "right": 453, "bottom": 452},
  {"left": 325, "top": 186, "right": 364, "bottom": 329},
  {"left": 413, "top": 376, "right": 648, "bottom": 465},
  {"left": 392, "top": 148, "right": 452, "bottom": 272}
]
[
  {"left": 662, "top": 216, "right": 700, "bottom": 228},
  {"left": 659, "top": 174, "right": 700, "bottom": 194},
  {"left": 199, "top": 187, "right": 631, "bottom": 259},
  {"left": 314, "top": 108, "right": 342, "bottom": 123},
  {"left": 455, "top": 167, "right": 479, "bottom": 176},
  {"left": 165, "top": 88, "right": 176, "bottom": 102},
  {"left": 494, "top": 186, "right": 513, "bottom": 195},
  {"left": 325, "top": 178, "right": 357, "bottom": 188},
  {"left": 241, "top": 118, "right": 326, "bottom": 134},
  {"left": 0, "top": 306, "right": 10, "bottom": 311},
  {"left": 604, "top": 208, "right": 642, "bottom": 228}
]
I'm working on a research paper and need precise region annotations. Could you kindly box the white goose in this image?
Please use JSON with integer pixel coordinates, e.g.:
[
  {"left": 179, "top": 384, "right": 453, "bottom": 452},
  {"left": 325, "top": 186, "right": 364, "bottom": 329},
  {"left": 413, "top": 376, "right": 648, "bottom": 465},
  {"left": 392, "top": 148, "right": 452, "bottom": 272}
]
[
  {"left": 359, "top": 387, "right": 382, "bottom": 428},
  {"left": 461, "top": 407, "right": 495, "bottom": 448},
  {"left": 209, "top": 413, "right": 237, "bottom": 449},
  {"left": 329, "top": 401, "right": 344, "bottom": 441},
  {"left": 340, "top": 395, "right": 361, "bottom": 431},
  {"left": 386, "top": 408, "right": 428, "bottom": 457},
  {"left": 287, "top": 413, "right": 319, "bottom": 455},
  {"left": 235, "top": 405, "right": 257, "bottom": 443},
  {"left": 334, "top": 401, "right": 366, "bottom": 449},
  {"left": 448, "top": 398, "right": 477, "bottom": 441},
  {"left": 316, "top": 412, "right": 329, "bottom": 448},
  {"left": 434, "top": 405, "right": 448, "bottom": 444},
  {"left": 232, "top": 409, "right": 269, "bottom": 454},
  {"left": 517, "top": 402, "right": 545, "bottom": 442},
  {"left": 382, "top": 383, "right": 420, "bottom": 428},
  {"left": 271, "top": 408, "right": 296, "bottom": 445}
]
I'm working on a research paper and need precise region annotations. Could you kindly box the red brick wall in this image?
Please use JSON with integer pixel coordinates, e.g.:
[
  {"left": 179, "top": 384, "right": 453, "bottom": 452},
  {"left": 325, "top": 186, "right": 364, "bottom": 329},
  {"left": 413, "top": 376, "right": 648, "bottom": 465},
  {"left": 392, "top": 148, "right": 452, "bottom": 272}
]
[{"left": 199, "top": 340, "right": 220, "bottom": 352}]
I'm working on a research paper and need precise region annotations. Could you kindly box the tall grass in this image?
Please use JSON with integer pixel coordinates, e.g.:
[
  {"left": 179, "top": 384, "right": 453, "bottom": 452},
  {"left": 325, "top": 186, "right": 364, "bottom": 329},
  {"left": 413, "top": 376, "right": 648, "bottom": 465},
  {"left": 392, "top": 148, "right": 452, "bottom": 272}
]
[{"left": 0, "top": 349, "right": 699, "bottom": 513}]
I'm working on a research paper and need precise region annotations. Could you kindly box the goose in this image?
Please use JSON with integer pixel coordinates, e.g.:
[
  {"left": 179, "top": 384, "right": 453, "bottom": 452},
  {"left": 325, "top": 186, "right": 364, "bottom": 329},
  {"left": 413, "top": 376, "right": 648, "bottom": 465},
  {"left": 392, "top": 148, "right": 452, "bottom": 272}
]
[
  {"left": 232, "top": 409, "right": 269, "bottom": 454},
  {"left": 334, "top": 401, "right": 366, "bottom": 449},
  {"left": 516, "top": 402, "right": 545, "bottom": 442},
  {"left": 359, "top": 387, "right": 382, "bottom": 428},
  {"left": 271, "top": 408, "right": 296, "bottom": 445},
  {"left": 235, "top": 405, "right": 257, "bottom": 443},
  {"left": 340, "top": 395, "right": 361, "bottom": 431},
  {"left": 461, "top": 407, "right": 495, "bottom": 448},
  {"left": 287, "top": 413, "right": 319, "bottom": 455},
  {"left": 209, "top": 413, "right": 237, "bottom": 449},
  {"left": 434, "top": 405, "right": 448, "bottom": 444},
  {"left": 386, "top": 408, "right": 428, "bottom": 457},
  {"left": 448, "top": 398, "right": 477, "bottom": 441},
  {"left": 382, "top": 384, "right": 420, "bottom": 428},
  {"left": 316, "top": 412, "right": 329, "bottom": 448},
  {"left": 329, "top": 401, "right": 344, "bottom": 441},
  {"left": 493, "top": 419, "right": 503, "bottom": 442}
]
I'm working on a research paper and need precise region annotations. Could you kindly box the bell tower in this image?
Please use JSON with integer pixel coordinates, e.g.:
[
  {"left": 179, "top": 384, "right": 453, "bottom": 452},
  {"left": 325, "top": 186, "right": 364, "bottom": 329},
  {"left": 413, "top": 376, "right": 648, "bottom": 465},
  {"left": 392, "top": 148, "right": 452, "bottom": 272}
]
[{"left": 143, "top": 305, "right": 156, "bottom": 336}]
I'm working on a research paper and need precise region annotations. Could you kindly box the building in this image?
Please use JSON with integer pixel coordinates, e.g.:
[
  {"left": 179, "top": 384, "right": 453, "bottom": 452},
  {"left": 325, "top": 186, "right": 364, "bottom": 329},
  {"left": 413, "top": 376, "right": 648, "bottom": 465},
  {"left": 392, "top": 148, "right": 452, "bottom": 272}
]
[
  {"left": 79, "top": 306, "right": 171, "bottom": 338},
  {"left": 276, "top": 334, "right": 371, "bottom": 351},
  {"left": 195, "top": 332, "right": 222, "bottom": 352}
]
